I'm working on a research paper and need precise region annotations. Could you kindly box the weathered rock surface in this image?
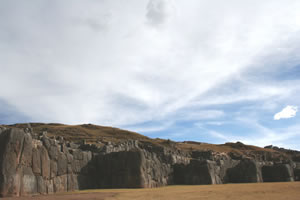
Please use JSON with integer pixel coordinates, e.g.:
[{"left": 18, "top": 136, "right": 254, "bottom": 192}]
[
  {"left": 0, "top": 126, "right": 300, "bottom": 197},
  {"left": 295, "top": 169, "right": 300, "bottom": 181},
  {"left": 225, "top": 159, "right": 262, "bottom": 183},
  {"left": 94, "top": 150, "right": 144, "bottom": 188},
  {"left": 0, "top": 128, "right": 93, "bottom": 197},
  {"left": 262, "top": 164, "right": 294, "bottom": 182},
  {"left": 174, "top": 159, "right": 221, "bottom": 185}
]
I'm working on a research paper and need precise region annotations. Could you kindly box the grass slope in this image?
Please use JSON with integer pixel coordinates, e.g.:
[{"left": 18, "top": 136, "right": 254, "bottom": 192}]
[{"left": 2, "top": 123, "right": 291, "bottom": 159}]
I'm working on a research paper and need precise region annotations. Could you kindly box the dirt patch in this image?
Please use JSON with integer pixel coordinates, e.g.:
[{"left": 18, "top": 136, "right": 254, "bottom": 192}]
[
  {"left": 1, "top": 192, "right": 117, "bottom": 200},
  {"left": 109, "top": 182, "right": 300, "bottom": 200},
  {"left": 3, "top": 182, "right": 300, "bottom": 200}
]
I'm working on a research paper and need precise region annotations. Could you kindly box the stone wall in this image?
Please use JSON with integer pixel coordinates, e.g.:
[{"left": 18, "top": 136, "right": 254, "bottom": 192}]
[
  {"left": 0, "top": 128, "right": 93, "bottom": 197},
  {"left": 0, "top": 127, "right": 299, "bottom": 197},
  {"left": 0, "top": 128, "right": 186, "bottom": 196}
]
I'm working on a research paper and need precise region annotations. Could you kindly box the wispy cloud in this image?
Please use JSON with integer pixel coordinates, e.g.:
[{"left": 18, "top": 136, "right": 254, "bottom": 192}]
[
  {"left": 210, "top": 117, "right": 300, "bottom": 150},
  {"left": 205, "top": 121, "right": 226, "bottom": 126},
  {"left": 1, "top": 1, "right": 300, "bottom": 149},
  {"left": 208, "top": 130, "right": 229, "bottom": 141},
  {"left": 173, "top": 109, "right": 225, "bottom": 121},
  {"left": 124, "top": 121, "right": 173, "bottom": 133}
]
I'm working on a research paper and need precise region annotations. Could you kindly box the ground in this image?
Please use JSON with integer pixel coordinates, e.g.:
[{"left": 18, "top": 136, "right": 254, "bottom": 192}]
[{"left": 2, "top": 182, "right": 300, "bottom": 200}]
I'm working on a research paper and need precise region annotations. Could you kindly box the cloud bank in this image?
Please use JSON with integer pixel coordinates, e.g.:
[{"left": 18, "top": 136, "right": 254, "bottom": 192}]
[{"left": 1, "top": 0, "right": 300, "bottom": 149}]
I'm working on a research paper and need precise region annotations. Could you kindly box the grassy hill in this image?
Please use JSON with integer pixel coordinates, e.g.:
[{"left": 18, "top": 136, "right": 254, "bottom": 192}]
[
  {"left": 3, "top": 123, "right": 149, "bottom": 144},
  {"left": 1, "top": 123, "right": 291, "bottom": 159}
]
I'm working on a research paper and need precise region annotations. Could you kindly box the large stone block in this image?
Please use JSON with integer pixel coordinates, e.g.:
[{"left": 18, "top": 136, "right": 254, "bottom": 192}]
[
  {"left": 225, "top": 159, "right": 262, "bottom": 183},
  {"left": 36, "top": 176, "right": 46, "bottom": 194},
  {"left": 262, "top": 164, "right": 294, "bottom": 182},
  {"left": 67, "top": 174, "right": 79, "bottom": 191},
  {"left": 32, "top": 148, "right": 41, "bottom": 175},
  {"left": 72, "top": 159, "right": 81, "bottom": 174},
  {"left": 295, "top": 169, "right": 300, "bottom": 181},
  {"left": 22, "top": 174, "right": 37, "bottom": 195},
  {"left": 50, "top": 160, "right": 58, "bottom": 178},
  {"left": 0, "top": 129, "right": 31, "bottom": 197},
  {"left": 174, "top": 160, "right": 219, "bottom": 185},
  {"left": 57, "top": 153, "right": 68, "bottom": 176},
  {"left": 45, "top": 180, "right": 54, "bottom": 194},
  {"left": 20, "top": 133, "right": 33, "bottom": 167},
  {"left": 53, "top": 175, "right": 68, "bottom": 193},
  {"left": 21, "top": 167, "right": 37, "bottom": 195},
  {"left": 41, "top": 146, "right": 50, "bottom": 179},
  {"left": 48, "top": 145, "right": 59, "bottom": 161},
  {"left": 95, "top": 150, "right": 145, "bottom": 188}
]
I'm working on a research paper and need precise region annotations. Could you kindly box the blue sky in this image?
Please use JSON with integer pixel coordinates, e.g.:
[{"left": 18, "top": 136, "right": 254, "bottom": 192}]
[{"left": 1, "top": 0, "right": 300, "bottom": 150}]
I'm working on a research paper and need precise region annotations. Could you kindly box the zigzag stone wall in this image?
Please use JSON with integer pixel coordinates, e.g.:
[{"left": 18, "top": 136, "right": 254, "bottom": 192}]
[{"left": 0, "top": 127, "right": 299, "bottom": 197}]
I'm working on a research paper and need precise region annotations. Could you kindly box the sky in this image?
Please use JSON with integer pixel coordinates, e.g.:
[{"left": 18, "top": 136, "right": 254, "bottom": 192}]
[{"left": 1, "top": 0, "right": 300, "bottom": 150}]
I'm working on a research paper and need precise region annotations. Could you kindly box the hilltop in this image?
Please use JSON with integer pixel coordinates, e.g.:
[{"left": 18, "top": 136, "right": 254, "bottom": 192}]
[{"left": 1, "top": 123, "right": 290, "bottom": 158}]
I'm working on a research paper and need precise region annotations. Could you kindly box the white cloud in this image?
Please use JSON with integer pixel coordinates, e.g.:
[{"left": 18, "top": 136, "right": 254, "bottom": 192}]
[{"left": 274, "top": 105, "right": 298, "bottom": 120}]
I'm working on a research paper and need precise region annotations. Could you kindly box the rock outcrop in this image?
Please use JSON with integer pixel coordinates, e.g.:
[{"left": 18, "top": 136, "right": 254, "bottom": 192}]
[{"left": 0, "top": 125, "right": 299, "bottom": 197}]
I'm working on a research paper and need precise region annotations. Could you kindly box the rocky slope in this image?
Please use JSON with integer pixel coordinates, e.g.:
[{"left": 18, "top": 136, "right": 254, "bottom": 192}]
[{"left": 0, "top": 123, "right": 299, "bottom": 197}]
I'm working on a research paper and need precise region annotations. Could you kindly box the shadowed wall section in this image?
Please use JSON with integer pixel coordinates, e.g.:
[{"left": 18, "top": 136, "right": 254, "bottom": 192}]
[
  {"left": 225, "top": 159, "right": 262, "bottom": 183},
  {"left": 262, "top": 164, "right": 294, "bottom": 182},
  {"left": 93, "top": 150, "right": 144, "bottom": 188}
]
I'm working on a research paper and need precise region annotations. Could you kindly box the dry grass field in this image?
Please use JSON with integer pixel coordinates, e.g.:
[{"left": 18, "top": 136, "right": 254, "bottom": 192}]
[{"left": 3, "top": 182, "right": 300, "bottom": 200}]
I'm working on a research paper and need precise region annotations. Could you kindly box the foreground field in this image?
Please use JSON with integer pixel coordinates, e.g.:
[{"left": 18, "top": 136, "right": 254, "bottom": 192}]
[{"left": 2, "top": 182, "right": 300, "bottom": 200}]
